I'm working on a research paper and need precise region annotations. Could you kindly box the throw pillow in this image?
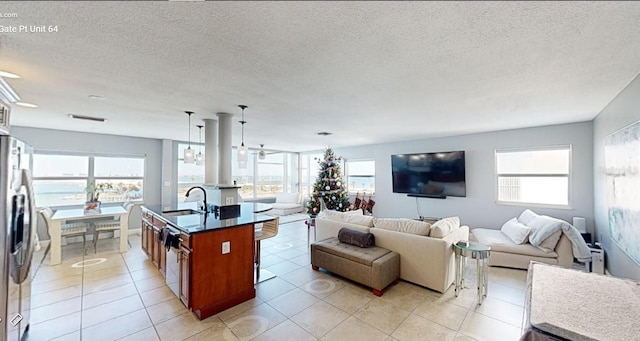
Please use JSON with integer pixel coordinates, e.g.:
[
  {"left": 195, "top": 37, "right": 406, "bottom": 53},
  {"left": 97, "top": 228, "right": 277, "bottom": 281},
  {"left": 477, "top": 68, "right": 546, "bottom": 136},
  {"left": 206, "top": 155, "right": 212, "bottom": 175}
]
[
  {"left": 500, "top": 217, "right": 531, "bottom": 244},
  {"left": 373, "top": 218, "right": 431, "bottom": 236},
  {"left": 527, "top": 215, "right": 564, "bottom": 251},
  {"left": 429, "top": 216, "right": 460, "bottom": 238},
  {"left": 518, "top": 209, "right": 539, "bottom": 226},
  {"left": 338, "top": 227, "right": 375, "bottom": 248}
]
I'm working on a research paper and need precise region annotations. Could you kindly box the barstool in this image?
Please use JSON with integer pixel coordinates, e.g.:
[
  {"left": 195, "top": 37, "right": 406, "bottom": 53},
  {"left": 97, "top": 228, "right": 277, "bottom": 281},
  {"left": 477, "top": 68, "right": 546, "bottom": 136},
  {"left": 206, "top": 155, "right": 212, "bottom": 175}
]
[{"left": 255, "top": 217, "right": 279, "bottom": 283}]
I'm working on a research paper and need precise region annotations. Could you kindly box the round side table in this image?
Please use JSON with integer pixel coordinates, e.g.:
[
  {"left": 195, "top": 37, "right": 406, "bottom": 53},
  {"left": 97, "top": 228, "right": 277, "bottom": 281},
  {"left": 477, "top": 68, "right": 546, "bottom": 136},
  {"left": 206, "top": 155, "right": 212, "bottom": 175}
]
[{"left": 453, "top": 241, "right": 491, "bottom": 305}]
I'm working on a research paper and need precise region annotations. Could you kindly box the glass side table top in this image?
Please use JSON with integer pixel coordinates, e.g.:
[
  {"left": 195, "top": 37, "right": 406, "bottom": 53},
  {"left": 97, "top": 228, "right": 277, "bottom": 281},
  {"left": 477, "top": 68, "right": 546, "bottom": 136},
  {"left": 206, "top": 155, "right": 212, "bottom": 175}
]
[{"left": 454, "top": 241, "right": 491, "bottom": 252}]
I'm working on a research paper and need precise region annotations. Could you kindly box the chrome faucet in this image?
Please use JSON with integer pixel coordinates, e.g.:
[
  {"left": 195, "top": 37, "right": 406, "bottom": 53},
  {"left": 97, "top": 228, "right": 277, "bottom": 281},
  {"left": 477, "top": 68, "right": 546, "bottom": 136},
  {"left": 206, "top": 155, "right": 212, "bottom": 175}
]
[{"left": 185, "top": 186, "right": 207, "bottom": 213}]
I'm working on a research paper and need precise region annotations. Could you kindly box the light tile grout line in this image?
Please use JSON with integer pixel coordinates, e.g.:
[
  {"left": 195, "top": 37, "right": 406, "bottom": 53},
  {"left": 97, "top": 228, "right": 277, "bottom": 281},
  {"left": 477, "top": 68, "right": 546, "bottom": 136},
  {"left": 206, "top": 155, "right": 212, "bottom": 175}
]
[{"left": 115, "top": 243, "right": 163, "bottom": 341}]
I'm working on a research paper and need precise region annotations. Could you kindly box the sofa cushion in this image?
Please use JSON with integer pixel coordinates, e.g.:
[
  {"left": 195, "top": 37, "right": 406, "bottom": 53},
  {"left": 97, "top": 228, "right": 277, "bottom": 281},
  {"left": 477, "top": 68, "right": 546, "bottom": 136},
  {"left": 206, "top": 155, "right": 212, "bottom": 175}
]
[
  {"left": 323, "top": 209, "right": 374, "bottom": 227},
  {"left": 276, "top": 192, "right": 300, "bottom": 204},
  {"left": 338, "top": 228, "right": 375, "bottom": 248},
  {"left": 518, "top": 209, "right": 539, "bottom": 226},
  {"left": 429, "top": 216, "right": 460, "bottom": 238},
  {"left": 373, "top": 218, "right": 431, "bottom": 236},
  {"left": 528, "top": 215, "right": 564, "bottom": 252},
  {"left": 271, "top": 203, "right": 302, "bottom": 210},
  {"left": 500, "top": 217, "right": 531, "bottom": 244},
  {"left": 313, "top": 237, "right": 391, "bottom": 266},
  {"left": 471, "top": 228, "right": 558, "bottom": 258}
]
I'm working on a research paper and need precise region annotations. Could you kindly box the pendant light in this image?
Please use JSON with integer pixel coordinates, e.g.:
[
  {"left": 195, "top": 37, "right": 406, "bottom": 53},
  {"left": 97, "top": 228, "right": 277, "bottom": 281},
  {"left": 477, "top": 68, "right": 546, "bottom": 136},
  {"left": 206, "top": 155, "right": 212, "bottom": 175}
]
[
  {"left": 258, "top": 144, "right": 266, "bottom": 160},
  {"left": 183, "top": 111, "right": 195, "bottom": 163},
  {"left": 195, "top": 124, "right": 204, "bottom": 166},
  {"left": 237, "top": 105, "right": 248, "bottom": 169}
]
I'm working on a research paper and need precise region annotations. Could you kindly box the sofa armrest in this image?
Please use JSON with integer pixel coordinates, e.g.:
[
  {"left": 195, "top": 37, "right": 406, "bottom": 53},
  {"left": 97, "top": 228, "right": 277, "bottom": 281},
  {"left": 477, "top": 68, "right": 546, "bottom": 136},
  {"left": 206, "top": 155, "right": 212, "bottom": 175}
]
[
  {"left": 555, "top": 233, "right": 573, "bottom": 267},
  {"left": 370, "top": 226, "right": 468, "bottom": 293}
]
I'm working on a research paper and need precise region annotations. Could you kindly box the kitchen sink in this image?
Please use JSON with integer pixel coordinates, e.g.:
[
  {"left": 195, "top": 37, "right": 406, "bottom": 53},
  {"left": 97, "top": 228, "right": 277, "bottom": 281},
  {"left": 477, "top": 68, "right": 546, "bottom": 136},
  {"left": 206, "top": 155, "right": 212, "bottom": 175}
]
[{"left": 162, "top": 209, "right": 201, "bottom": 217}]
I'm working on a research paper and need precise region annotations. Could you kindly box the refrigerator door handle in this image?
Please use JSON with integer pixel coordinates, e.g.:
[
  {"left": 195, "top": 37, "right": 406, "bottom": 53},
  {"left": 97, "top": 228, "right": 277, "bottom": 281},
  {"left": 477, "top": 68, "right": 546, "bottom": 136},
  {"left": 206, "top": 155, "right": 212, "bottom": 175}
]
[
  {"left": 10, "top": 170, "right": 36, "bottom": 283},
  {"left": 20, "top": 169, "right": 36, "bottom": 274}
]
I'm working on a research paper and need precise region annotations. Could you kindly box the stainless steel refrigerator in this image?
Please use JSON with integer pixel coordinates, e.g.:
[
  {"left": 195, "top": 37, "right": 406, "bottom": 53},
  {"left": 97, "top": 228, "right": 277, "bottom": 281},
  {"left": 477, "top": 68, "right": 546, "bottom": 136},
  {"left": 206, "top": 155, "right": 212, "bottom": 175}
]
[{"left": 0, "top": 136, "right": 35, "bottom": 341}]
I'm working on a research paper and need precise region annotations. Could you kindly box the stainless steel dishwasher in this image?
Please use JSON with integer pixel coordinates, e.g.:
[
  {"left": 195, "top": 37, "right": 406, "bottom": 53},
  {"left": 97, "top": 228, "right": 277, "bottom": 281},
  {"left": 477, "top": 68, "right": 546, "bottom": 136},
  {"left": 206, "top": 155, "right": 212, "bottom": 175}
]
[{"left": 165, "top": 228, "right": 180, "bottom": 298}]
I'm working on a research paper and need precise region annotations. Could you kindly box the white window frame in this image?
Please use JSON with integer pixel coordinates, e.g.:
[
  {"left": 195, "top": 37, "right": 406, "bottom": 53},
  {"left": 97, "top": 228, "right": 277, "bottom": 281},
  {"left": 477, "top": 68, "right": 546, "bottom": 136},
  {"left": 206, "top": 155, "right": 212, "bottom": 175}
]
[
  {"left": 345, "top": 159, "right": 376, "bottom": 195},
  {"left": 33, "top": 151, "right": 145, "bottom": 208},
  {"left": 495, "top": 145, "right": 572, "bottom": 209}
]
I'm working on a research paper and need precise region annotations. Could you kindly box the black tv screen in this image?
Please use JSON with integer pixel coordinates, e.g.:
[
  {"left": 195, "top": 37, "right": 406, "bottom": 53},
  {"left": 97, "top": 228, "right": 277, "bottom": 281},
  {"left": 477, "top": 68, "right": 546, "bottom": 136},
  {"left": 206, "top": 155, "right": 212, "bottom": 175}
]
[{"left": 391, "top": 151, "right": 466, "bottom": 197}]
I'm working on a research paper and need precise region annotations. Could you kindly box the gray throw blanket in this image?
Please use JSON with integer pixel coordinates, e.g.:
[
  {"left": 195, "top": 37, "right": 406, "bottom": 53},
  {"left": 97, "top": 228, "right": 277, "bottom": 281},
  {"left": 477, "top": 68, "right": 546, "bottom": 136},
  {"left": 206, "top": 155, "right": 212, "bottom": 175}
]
[{"left": 338, "top": 227, "right": 375, "bottom": 248}]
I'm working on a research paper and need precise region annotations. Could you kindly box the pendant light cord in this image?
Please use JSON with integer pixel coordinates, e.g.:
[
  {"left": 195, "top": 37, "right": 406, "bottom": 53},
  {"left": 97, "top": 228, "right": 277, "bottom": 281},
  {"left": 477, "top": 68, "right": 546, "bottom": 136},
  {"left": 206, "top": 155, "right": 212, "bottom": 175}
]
[
  {"left": 185, "top": 111, "right": 194, "bottom": 149},
  {"left": 239, "top": 105, "right": 247, "bottom": 147}
]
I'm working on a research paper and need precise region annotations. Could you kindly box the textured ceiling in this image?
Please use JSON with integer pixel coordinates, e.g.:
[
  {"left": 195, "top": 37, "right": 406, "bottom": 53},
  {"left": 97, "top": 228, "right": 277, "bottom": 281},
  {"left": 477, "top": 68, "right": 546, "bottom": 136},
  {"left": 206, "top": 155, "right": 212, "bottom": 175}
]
[{"left": 1, "top": 2, "right": 640, "bottom": 152}]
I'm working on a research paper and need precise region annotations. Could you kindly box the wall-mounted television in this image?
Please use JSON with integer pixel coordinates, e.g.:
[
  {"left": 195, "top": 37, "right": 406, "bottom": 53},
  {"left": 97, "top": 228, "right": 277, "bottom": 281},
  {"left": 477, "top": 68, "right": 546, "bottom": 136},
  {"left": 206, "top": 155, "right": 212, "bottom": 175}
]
[{"left": 391, "top": 151, "right": 466, "bottom": 198}]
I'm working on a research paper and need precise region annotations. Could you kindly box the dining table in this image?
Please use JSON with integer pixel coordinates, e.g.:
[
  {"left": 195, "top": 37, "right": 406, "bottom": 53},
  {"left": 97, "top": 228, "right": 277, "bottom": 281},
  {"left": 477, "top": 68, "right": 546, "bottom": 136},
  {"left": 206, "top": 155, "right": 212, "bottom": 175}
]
[{"left": 49, "top": 206, "right": 128, "bottom": 265}]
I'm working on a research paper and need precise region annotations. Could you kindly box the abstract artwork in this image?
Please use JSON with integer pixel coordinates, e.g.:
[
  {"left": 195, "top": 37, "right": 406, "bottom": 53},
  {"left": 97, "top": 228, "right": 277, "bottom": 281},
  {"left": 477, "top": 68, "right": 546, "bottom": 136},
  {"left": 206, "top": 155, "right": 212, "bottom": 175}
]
[{"left": 604, "top": 120, "right": 640, "bottom": 266}]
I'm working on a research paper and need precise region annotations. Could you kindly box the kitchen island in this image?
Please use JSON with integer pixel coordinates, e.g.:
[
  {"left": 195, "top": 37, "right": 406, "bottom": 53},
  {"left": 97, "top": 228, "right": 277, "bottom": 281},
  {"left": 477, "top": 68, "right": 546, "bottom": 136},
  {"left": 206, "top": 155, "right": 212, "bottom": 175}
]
[{"left": 140, "top": 202, "right": 275, "bottom": 320}]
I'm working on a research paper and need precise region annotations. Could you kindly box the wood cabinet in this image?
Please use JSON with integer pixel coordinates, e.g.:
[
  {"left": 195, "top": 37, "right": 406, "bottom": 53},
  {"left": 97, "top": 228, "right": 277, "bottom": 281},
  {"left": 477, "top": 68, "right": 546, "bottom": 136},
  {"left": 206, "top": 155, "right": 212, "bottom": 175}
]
[
  {"left": 140, "top": 206, "right": 257, "bottom": 320},
  {"left": 141, "top": 207, "right": 167, "bottom": 277},
  {"left": 179, "top": 246, "right": 191, "bottom": 307}
]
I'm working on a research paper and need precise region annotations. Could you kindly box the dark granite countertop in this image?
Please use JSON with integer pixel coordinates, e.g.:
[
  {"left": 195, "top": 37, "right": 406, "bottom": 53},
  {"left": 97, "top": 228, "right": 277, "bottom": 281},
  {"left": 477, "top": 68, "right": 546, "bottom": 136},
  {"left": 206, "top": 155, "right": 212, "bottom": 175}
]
[{"left": 142, "top": 202, "right": 275, "bottom": 234}]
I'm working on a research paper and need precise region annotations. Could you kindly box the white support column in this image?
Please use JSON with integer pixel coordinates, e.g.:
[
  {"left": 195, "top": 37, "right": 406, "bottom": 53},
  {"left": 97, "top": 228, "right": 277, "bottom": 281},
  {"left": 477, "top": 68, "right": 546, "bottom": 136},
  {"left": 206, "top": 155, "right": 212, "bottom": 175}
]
[
  {"left": 216, "top": 112, "right": 234, "bottom": 185},
  {"left": 204, "top": 118, "right": 218, "bottom": 185}
]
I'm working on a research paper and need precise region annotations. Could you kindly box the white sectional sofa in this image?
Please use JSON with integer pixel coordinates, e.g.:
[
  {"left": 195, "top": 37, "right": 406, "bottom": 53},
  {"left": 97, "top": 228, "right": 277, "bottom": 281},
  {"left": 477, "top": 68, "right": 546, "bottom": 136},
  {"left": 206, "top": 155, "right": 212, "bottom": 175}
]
[
  {"left": 471, "top": 209, "right": 591, "bottom": 270},
  {"left": 315, "top": 210, "right": 469, "bottom": 293},
  {"left": 270, "top": 192, "right": 304, "bottom": 216}
]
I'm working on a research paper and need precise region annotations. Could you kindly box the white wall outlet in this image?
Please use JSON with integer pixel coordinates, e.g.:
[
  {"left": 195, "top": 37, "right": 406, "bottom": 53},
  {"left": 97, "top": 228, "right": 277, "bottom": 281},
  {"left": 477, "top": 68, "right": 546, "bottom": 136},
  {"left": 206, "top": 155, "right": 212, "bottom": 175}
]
[
  {"left": 226, "top": 197, "right": 234, "bottom": 205},
  {"left": 222, "top": 241, "right": 230, "bottom": 254},
  {"left": 164, "top": 181, "right": 171, "bottom": 187}
]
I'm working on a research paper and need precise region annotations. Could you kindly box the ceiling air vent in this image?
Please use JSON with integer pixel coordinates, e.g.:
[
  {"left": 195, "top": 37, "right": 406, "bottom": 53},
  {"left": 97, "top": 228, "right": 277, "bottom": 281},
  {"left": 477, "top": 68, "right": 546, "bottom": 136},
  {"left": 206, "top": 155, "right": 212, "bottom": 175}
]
[{"left": 68, "top": 114, "right": 107, "bottom": 122}]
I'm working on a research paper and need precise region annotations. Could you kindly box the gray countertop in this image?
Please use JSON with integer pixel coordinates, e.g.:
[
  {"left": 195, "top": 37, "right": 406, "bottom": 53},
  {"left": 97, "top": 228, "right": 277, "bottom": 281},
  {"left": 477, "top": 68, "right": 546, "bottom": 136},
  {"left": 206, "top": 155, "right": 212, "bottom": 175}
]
[{"left": 142, "top": 202, "right": 275, "bottom": 234}]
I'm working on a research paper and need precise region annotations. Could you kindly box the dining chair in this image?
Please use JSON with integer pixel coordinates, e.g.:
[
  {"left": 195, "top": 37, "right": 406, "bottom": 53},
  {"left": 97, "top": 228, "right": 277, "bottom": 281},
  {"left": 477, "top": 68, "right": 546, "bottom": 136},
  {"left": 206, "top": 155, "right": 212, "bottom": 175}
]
[
  {"left": 255, "top": 216, "right": 279, "bottom": 283},
  {"left": 39, "top": 207, "right": 90, "bottom": 256},
  {"left": 92, "top": 201, "right": 134, "bottom": 253}
]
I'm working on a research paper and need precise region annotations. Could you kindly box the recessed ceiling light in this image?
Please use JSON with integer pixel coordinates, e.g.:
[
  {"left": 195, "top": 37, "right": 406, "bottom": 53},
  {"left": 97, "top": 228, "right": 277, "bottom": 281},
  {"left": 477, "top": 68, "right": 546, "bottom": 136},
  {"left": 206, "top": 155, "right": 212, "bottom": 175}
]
[
  {"left": 316, "top": 132, "right": 333, "bottom": 136},
  {"left": 0, "top": 71, "right": 21, "bottom": 79},
  {"left": 68, "top": 114, "right": 107, "bottom": 122},
  {"left": 16, "top": 102, "right": 38, "bottom": 108},
  {"left": 88, "top": 95, "right": 106, "bottom": 100}
]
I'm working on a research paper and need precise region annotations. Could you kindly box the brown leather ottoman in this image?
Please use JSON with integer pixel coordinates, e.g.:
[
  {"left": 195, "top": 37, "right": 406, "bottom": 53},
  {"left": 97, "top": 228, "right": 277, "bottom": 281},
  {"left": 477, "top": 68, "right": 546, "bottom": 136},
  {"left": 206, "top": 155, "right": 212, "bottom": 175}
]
[{"left": 311, "top": 237, "right": 400, "bottom": 296}]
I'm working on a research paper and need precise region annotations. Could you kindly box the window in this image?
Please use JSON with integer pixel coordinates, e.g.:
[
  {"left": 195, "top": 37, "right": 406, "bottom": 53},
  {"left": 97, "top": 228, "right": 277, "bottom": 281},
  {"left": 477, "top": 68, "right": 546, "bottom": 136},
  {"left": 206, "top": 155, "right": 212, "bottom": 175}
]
[
  {"left": 33, "top": 153, "right": 145, "bottom": 207},
  {"left": 346, "top": 159, "right": 376, "bottom": 195},
  {"left": 300, "top": 152, "right": 323, "bottom": 200},
  {"left": 255, "top": 153, "right": 284, "bottom": 198},
  {"left": 176, "top": 144, "right": 300, "bottom": 202},
  {"left": 495, "top": 146, "right": 571, "bottom": 207},
  {"left": 33, "top": 154, "right": 89, "bottom": 207},
  {"left": 94, "top": 156, "right": 145, "bottom": 202}
]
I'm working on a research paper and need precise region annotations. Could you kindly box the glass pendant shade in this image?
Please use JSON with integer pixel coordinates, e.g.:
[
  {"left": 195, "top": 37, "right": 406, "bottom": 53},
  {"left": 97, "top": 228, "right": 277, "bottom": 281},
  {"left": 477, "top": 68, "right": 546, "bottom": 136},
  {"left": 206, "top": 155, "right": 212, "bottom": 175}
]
[
  {"left": 237, "top": 105, "right": 249, "bottom": 167},
  {"left": 183, "top": 111, "right": 195, "bottom": 164},
  {"left": 195, "top": 124, "right": 204, "bottom": 166},
  {"left": 237, "top": 144, "right": 248, "bottom": 163},
  {"left": 184, "top": 147, "right": 195, "bottom": 163}
]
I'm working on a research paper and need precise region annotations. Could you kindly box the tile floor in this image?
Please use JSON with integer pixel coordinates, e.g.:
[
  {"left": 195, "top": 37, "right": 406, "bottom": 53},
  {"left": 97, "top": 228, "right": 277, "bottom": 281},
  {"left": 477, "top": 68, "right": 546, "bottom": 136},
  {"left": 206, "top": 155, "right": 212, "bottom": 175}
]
[{"left": 26, "top": 220, "right": 529, "bottom": 341}]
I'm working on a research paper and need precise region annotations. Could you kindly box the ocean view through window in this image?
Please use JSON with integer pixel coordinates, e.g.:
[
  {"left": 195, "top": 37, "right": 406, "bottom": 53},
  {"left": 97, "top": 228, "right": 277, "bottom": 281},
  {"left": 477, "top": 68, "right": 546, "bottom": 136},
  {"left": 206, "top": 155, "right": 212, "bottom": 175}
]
[{"left": 33, "top": 153, "right": 145, "bottom": 207}]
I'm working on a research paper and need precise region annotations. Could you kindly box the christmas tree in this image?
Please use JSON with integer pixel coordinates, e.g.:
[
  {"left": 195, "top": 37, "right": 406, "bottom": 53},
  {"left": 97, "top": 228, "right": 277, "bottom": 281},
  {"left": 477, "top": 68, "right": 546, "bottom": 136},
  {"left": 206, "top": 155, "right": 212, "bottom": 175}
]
[{"left": 307, "top": 147, "right": 351, "bottom": 216}]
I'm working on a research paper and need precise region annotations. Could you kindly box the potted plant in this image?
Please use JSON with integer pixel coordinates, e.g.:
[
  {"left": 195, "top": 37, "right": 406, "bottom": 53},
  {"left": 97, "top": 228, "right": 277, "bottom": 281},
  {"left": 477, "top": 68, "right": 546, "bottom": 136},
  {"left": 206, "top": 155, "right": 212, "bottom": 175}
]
[{"left": 84, "top": 183, "right": 113, "bottom": 213}]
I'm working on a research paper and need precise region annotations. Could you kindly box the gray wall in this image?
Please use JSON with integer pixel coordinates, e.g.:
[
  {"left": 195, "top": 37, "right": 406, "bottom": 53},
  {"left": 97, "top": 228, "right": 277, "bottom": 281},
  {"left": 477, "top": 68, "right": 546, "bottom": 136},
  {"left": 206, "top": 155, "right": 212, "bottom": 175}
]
[
  {"left": 593, "top": 74, "right": 640, "bottom": 280},
  {"left": 11, "top": 126, "right": 163, "bottom": 233},
  {"left": 332, "top": 121, "right": 594, "bottom": 232}
]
